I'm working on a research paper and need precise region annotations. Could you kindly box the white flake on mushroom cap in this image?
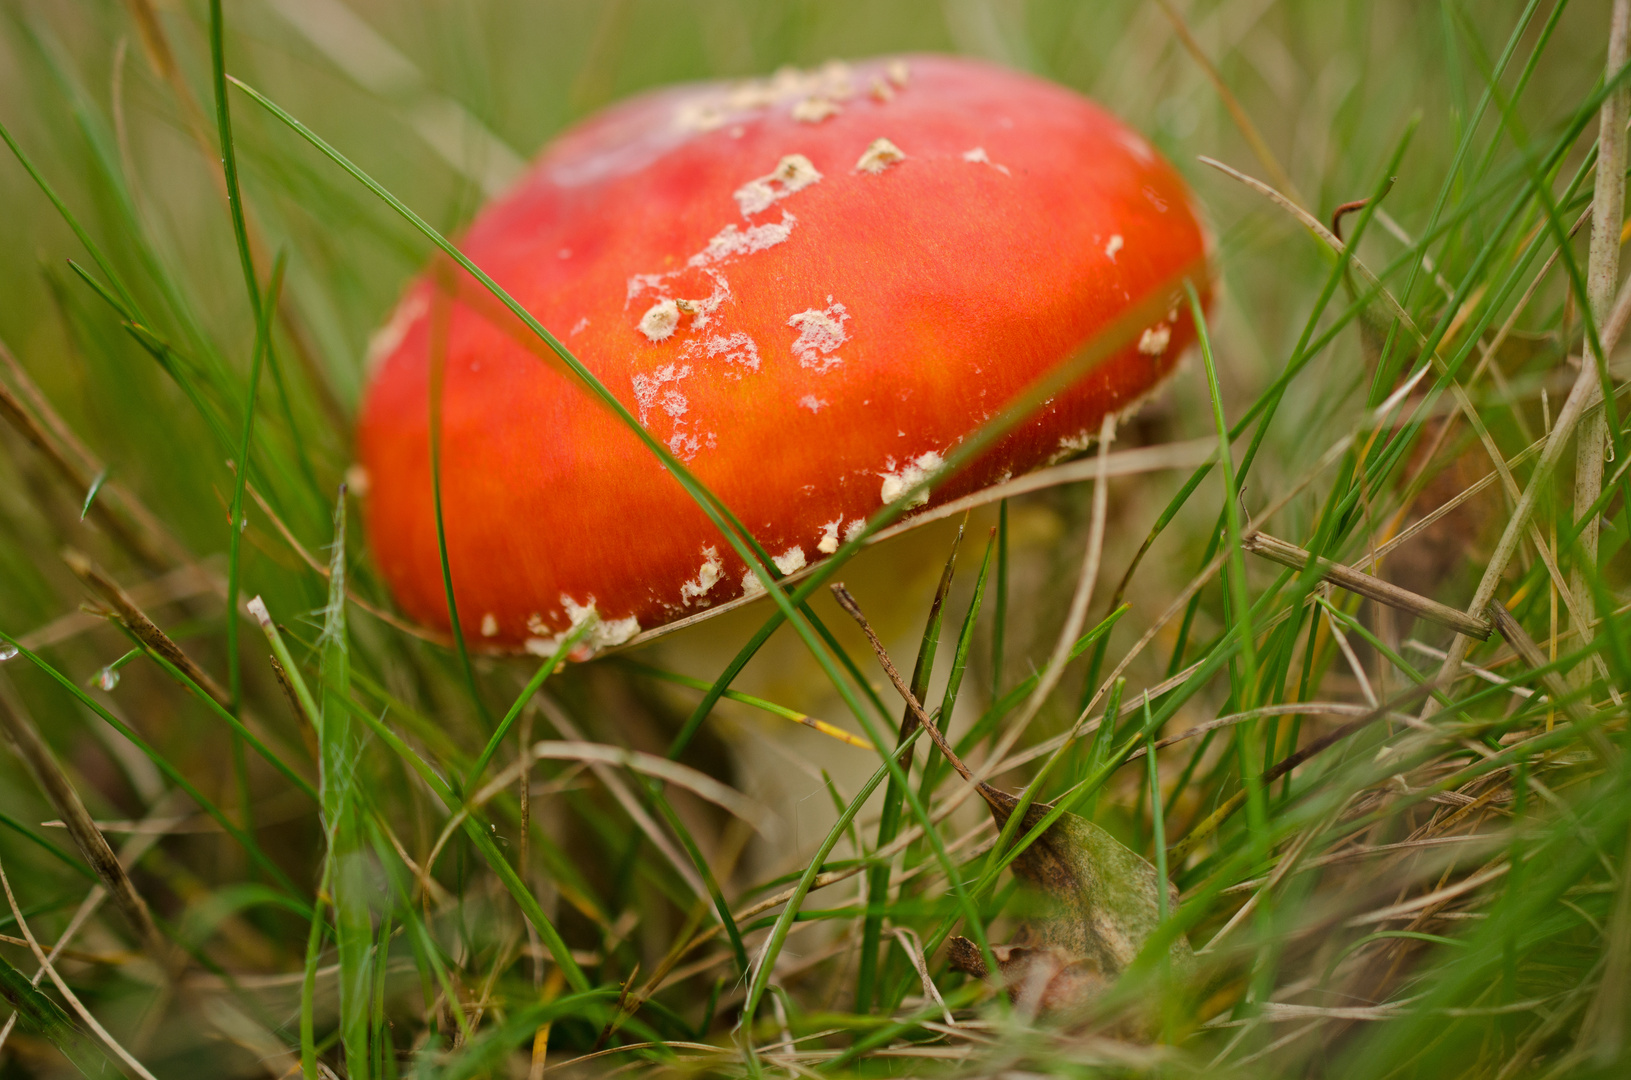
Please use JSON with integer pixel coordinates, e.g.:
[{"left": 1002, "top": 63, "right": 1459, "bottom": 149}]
[
  {"left": 774, "top": 546, "right": 807, "bottom": 574},
  {"left": 799, "top": 394, "right": 827, "bottom": 412},
  {"left": 791, "top": 97, "right": 842, "bottom": 123},
  {"left": 733, "top": 154, "right": 823, "bottom": 217},
  {"left": 739, "top": 546, "right": 808, "bottom": 599},
  {"left": 480, "top": 613, "right": 499, "bottom": 638},
  {"left": 672, "top": 60, "right": 859, "bottom": 132},
  {"left": 962, "top": 146, "right": 1010, "bottom": 175},
  {"left": 681, "top": 331, "right": 761, "bottom": 374},
  {"left": 816, "top": 517, "right": 843, "bottom": 554},
  {"left": 1105, "top": 234, "right": 1124, "bottom": 262},
  {"left": 523, "top": 594, "right": 640, "bottom": 657},
  {"left": 698, "top": 212, "right": 797, "bottom": 261},
  {"left": 879, "top": 451, "right": 944, "bottom": 508},
  {"left": 631, "top": 364, "right": 691, "bottom": 424},
  {"left": 679, "top": 546, "right": 724, "bottom": 603},
  {"left": 855, "top": 138, "right": 906, "bottom": 174},
  {"left": 639, "top": 299, "right": 681, "bottom": 342},
  {"left": 787, "top": 297, "right": 850, "bottom": 371},
  {"left": 1138, "top": 324, "right": 1172, "bottom": 356}
]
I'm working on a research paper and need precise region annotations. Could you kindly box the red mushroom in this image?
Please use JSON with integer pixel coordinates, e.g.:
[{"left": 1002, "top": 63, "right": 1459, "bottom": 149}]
[{"left": 356, "top": 55, "right": 1210, "bottom": 656}]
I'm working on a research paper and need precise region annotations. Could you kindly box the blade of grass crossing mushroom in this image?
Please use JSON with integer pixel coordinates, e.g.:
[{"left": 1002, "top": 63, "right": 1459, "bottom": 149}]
[
  {"left": 425, "top": 285, "right": 490, "bottom": 725},
  {"left": 229, "top": 75, "right": 963, "bottom": 780},
  {"left": 231, "top": 79, "right": 1214, "bottom": 1032},
  {"left": 233, "top": 71, "right": 1201, "bottom": 754},
  {"left": 857, "top": 524, "right": 963, "bottom": 1012},
  {"left": 228, "top": 78, "right": 801, "bottom": 617}
]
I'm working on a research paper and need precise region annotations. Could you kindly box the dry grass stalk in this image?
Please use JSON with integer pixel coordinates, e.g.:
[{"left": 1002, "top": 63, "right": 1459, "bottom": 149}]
[
  {"left": 1571, "top": 0, "right": 1631, "bottom": 696},
  {"left": 0, "top": 854, "right": 161, "bottom": 1080},
  {"left": 1243, "top": 531, "right": 1491, "bottom": 639},
  {"left": 62, "top": 548, "right": 231, "bottom": 708},
  {"left": 0, "top": 677, "right": 170, "bottom": 968}
]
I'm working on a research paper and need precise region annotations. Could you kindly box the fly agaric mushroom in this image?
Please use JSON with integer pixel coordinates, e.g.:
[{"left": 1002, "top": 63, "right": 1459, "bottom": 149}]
[{"left": 357, "top": 56, "right": 1210, "bottom": 656}]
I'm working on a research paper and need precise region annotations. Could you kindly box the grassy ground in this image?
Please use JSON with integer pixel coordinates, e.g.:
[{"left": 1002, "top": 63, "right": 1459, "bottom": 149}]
[{"left": 1, "top": 0, "right": 1629, "bottom": 1076}]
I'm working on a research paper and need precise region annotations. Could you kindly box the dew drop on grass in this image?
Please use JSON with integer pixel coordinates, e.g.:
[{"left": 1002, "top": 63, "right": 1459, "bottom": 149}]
[
  {"left": 0, "top": 643, "right": 17, "bottom": 662},
  {"left": 92, "top": 665, "right": 120, "bottom": 691}
]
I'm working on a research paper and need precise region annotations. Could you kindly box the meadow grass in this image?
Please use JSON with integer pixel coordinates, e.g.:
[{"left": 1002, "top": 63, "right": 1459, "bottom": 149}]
[{"left": 0, "top": 0, "right": 1628, "bottom": 1076}]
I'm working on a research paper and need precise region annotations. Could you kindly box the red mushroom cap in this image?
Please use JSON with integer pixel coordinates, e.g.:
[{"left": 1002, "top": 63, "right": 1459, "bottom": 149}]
[{"left": 357, "top": 55, "right": 1210, "bottom": 655}]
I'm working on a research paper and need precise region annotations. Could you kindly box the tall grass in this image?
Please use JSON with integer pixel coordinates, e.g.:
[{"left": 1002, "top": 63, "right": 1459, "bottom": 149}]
[{"left": 0, "top": 1, "right": 1628, "bottom": 1076}]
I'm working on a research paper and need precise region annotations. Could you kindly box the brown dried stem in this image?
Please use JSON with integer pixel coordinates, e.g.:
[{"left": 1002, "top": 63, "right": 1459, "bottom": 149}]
[
  {"left": 0, "top": 677, "right": 171, "bottom": 969},
  {"left": 828, "top": 583, "right": 980, "bottom": 790},
  {"left": 1242, "top": 531, "right": 1491, "bottom": 640},
  {"left": 1571, "top": 0, "right": 1631, "bottom": 694},
  {"left": 63, "top": 548, "right": 232, "bottom": 709}
]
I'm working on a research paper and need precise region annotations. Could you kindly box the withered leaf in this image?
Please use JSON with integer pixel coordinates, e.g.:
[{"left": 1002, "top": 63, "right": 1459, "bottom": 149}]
[{"left": 948, "top": 787, "right": 1193, "bottom": 1012}]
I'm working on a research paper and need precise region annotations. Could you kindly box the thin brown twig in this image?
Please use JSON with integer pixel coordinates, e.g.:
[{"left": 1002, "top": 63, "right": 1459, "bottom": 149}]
[
  {"left": 0, "top": 676, "right": 171, "bottom": 968},
  {"left": 1243, "top": 532, "right": 1491, "bottom": 639},
  {"left": 827, "top": 583, "right": 979, "bottom": 789},
  {"left": 63, "top": 548, "right": 231, "bottom": 707}
]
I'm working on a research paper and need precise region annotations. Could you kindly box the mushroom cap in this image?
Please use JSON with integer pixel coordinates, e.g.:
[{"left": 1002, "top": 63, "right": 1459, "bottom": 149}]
[{"left": 357, "top": 55, "right": 1210, "bottom": 655}]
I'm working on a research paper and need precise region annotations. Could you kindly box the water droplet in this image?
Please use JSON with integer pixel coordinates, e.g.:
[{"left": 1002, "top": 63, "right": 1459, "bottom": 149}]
[
  {"left": 93, "top": 666, "right": 120, "bottom": 692},
  {"left": 0, "top": 644, "right": 17, "bottom": 662}
]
